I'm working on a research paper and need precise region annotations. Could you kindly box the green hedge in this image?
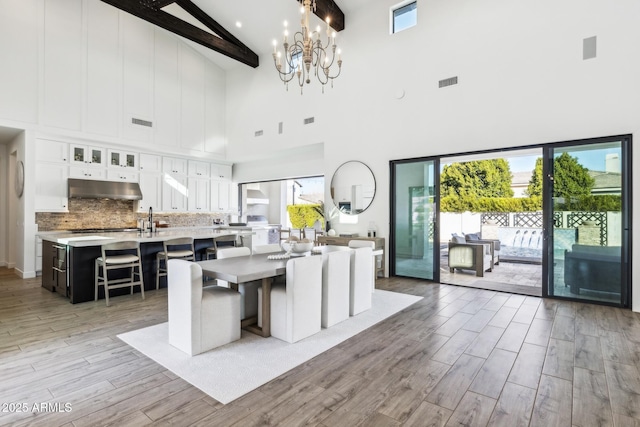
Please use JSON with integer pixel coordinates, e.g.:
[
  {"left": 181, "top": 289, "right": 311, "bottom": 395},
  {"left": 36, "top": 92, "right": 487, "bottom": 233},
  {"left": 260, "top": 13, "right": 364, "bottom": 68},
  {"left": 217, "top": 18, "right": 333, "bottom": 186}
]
[
  {"left": 286, "top": 204, "right": 324, "bottom": 229},
  {"left": 441, "top": 196, "right": 542, "bottom": 213},
  {"left": 441, "top": 194, "right": 620, "bottom": 213},
  {"left": 555, "top": 194, "right": 621, "bottom": 211}
]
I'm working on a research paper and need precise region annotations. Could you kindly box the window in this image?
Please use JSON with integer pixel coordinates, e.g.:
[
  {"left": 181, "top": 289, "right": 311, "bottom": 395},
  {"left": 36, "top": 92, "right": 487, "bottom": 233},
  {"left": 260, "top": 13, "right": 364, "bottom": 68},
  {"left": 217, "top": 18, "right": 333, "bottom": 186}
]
[
  {"left": 392, "top": 1, "right": 417, "bottom": 34},
  {"left": 286, "top": 50, "right": 302, "bottom": 74}
]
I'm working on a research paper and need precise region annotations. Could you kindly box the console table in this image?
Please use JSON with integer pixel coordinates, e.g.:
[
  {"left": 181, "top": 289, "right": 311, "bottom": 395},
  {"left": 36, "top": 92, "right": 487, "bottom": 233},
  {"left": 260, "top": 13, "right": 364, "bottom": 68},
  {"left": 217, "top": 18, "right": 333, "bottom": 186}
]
[{"left": 317, "top": 235, "right": 385, "bottom": 277}]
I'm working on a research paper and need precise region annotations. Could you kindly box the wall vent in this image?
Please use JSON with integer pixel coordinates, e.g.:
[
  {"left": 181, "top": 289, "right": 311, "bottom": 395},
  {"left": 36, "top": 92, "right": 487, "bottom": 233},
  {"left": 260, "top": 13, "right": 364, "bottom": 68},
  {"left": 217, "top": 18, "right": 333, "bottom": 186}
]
[
  {"left": 439, "top": 76, "right": 458, "bottom": 88},
  {"left": 303, "top": 117, "right": 315, "bottom": 125},
  {"left": 254, "top": 130, "right": 264, "bottom": 137},
  {"left": 278, "top": 122, "right": 283, "bottom": 134},
  {"left": 131, "top": 117, "right": 153, "bottom": 127}
]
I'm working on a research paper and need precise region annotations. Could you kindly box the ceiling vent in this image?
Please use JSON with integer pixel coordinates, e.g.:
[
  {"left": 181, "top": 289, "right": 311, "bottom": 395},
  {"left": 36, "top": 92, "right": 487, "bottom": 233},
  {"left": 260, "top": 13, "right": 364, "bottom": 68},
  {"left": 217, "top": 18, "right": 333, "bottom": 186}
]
[
  {"left": 303, "top": 117, "right": 315, "bottom": 125},
  {"left": 132, "top": 117, "right": 153, "bottom": 127},
  {"left": 439, "top": 76, "right": 458, "bottom": 88},
  {"left": 254, "top": 130, "right": 263, "bottom": 137}
]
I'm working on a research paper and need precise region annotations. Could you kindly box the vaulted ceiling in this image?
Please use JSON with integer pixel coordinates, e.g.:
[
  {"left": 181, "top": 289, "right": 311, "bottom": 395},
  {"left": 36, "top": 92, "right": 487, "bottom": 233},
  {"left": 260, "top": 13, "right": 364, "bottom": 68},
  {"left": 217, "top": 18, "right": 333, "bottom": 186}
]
[{"left": 100, "top": 0, "right": 346, "bottom": 69}]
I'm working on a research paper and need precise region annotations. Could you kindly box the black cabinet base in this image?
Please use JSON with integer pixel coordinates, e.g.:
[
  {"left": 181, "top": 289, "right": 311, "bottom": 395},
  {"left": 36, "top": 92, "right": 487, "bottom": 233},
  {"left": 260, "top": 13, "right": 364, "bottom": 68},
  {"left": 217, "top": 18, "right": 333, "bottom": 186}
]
[{"left": 45, "top": 238, "right": 217, "bottom": 304}]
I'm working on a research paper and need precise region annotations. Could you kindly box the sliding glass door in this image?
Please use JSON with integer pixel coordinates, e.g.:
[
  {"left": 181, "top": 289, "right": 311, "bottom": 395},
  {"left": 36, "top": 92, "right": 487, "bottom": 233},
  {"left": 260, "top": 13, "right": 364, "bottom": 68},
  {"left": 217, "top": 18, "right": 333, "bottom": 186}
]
[
  {"left": 391, "top": 159, "right": 439, "bottom": 281},
  {"left": 544, "top": 136, "right": 631, "bottom": 306}
]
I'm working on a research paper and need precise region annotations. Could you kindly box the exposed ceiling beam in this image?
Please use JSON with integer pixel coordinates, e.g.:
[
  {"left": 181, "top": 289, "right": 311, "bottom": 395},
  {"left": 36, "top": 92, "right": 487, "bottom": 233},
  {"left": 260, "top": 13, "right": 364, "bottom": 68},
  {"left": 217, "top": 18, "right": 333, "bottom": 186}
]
[
  {"left": 311, "top": 0, "right": 345, "bottom": 32},
  {"left": 174, "top": 0, "right": 247, "bottom": 49},
  {"left": 149, "top": 0, "right": 175, "bottom": 8},
  {"left": 100, "top": 0, "right": 259, "bottom": 68}
]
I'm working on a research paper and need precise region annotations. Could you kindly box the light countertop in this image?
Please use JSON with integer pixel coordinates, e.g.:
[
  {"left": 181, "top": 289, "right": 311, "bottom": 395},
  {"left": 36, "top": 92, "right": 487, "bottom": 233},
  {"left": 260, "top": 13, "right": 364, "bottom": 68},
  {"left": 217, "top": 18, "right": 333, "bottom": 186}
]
[{"left": 38, "top": 227, "right": 254, "bottom": 247}]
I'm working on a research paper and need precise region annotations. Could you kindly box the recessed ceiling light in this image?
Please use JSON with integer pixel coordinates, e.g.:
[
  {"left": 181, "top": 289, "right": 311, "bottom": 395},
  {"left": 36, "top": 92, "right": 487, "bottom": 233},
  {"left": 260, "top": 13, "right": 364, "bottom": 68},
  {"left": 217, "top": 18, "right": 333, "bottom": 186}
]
[{"left": 235, "top": 21, "right": 242, "bottom": 28}]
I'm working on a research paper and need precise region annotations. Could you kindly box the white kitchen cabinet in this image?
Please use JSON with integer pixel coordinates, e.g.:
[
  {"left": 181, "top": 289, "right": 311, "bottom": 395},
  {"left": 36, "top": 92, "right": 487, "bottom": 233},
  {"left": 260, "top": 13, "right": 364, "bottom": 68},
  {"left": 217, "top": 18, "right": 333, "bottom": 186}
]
[
  {"left": 188, "top": 160, "right": 210, "bottom": 178},
  {"left": 69, "top": 166, "right": 106, "bottom": 180},
  {"left": 252, "top": 229, "right": 269, "bottom": 249},
  {"left": 188, "top": 177, "right": 210, "bottom": 211},
  {"left": 107, "top": 169, "right": 138, "bottom": 182},
  {"left": 36, "top": 139, "right": 68, "bottom": 163},
  {"left": 42, "top": 0, "right": 82, "bottom": 130},
  {"left": 162, "top": 156, "right": 188, "bottom": 175},
  {"left": 179, "top": 46, "right": 205, "bottom": 152},
  {"left": 35, "top": 236, "right": 42, "bottom": 275},
  {"left": 35, "top": 163, "right": 68, "bottom": 212},
  {"left": 108, "top": 149, "right": 137, "bottom": 169},
  {"left": 211, "top": 181, "right": 231, "bottom": 211},
  {"left": 137, "top": 173, "right": 162, "bottom": 213},
  {"left": 70, "top": 144, "right": 105, "bottom": 166},
  {"left": 139, "top": 153, "right": 162, "bottom": 173},
  {"left": 121, "top": 14, "right": 153, "bottom": 143},
  {"left": 162, "top": 174, "right": 188, "bottom": 211},
  {"left": 85, "top": 0, "right": 119, "bottom": 136},
  {"left": 153, "top": 28, "right": 180, "bottom": 148},
  {"left": 211, "top": 163, "right": 232, "bottom": 180}
]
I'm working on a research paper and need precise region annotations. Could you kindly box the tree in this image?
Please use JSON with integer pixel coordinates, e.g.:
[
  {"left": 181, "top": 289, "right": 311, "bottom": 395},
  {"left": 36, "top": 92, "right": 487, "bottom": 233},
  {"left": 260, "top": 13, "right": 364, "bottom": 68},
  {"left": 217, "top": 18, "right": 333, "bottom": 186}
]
[
  {"left": 441, "top": 159, "right": 513, "bottom": 199},
  {"left": 525, "top": 157, "right": 543, "bottom": 197},
  {"left": 552, "top": 152, "right": 594, "bottom": 200},
  {"left": 525, "top": 153, "right": 595, "bottom": 200}
]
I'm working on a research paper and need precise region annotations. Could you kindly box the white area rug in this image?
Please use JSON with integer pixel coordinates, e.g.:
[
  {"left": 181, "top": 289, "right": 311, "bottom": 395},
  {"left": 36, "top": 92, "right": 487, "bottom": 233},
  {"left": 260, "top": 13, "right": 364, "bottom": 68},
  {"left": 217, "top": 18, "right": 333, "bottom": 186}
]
[{"left": 117, "top": 290, "right": 422, "bottom": 404}]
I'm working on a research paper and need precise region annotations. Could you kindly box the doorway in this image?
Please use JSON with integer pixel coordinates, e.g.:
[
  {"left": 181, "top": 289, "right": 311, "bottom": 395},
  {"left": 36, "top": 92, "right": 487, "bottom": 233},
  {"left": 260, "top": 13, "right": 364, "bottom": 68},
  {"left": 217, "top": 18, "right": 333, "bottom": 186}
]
[
  {"left": 544, "top": 137, "right": 631, "bottom": 306},
  {"left": 390, "top": 135, "right": 632, "bottom": 307}
]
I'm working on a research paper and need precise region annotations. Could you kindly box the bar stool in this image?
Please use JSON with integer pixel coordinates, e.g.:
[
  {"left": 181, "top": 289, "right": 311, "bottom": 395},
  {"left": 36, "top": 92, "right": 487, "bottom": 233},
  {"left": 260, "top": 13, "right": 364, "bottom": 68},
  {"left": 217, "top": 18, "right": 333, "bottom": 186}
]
[
  {"left": 156, "top": 237, "right": 195, "bottom": 289},
  {"left": 94, "top": 241, "right": 144, "bottom": 307},
  {"left": 205, "top": 234, "right": 238, "bottom": 260}
]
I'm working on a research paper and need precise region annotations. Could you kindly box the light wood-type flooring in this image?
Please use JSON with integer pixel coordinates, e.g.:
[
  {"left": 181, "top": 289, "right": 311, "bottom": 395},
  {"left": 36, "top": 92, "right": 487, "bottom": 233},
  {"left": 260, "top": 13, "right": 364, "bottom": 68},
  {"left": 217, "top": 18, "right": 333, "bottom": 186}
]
[{"left": 1, "top": 267, "right": 640, "bottom": 426}]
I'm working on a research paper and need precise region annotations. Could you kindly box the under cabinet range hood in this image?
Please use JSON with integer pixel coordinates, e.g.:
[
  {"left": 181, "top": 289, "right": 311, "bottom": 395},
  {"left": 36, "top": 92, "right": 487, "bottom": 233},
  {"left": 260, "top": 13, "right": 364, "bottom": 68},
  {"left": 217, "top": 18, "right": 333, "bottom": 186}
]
[
  {"left": 68, "top": 178, "right": 143, "bottom": 200},
  {"left": 246, "top": 189, "right": 269, "bottom": 205}
]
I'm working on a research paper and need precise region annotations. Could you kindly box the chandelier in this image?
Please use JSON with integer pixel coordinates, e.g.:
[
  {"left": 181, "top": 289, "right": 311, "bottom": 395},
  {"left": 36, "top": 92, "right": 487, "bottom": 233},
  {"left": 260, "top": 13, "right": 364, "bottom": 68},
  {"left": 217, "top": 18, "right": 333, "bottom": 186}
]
[{"left": 272, "top": 0, "right": 342, "bottom": 93}]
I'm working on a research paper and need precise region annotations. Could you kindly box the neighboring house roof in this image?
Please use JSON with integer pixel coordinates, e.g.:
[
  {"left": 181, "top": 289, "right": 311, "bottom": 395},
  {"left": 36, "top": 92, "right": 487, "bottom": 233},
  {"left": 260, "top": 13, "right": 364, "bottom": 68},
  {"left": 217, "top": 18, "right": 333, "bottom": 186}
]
[
  {"left": 511, "top": 171, "right": 533, "bottom": 198},
  {"left": 511, "top": 171, "right": 532, "bottom": 186},
  {"left": 589, "top": 170, "right": 622, "bottom": 194}
]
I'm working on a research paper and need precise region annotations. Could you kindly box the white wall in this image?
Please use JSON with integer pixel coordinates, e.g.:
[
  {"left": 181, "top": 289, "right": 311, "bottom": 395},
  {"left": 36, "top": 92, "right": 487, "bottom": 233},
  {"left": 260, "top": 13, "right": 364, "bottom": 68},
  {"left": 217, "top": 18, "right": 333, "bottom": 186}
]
[
  {"left": 6, "top": 132, "right": 28, "bottom": 276},
  {"left": 0, "top": 143, "right": 6, "bottom": 267},
  {"left": 0, "top": 0, "right": 229, "bottom": 278},
  {"left": 0, "top": 0, "right": 227, "bottom": 160},
  {"left": 226, "top": 0, "right": 640, "bottom": 310}
]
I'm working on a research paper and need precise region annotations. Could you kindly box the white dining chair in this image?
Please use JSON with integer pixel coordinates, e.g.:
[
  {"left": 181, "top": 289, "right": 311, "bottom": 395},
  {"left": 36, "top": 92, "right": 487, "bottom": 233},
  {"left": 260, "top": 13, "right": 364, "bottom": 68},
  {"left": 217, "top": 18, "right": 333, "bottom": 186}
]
[
  {"left": 270, "top": 255, "right": 323, "bottom": 343},
  {"left": 321, "top": 250, "right": 351, "bottom": 328},
  {"left": 348, "top": 240, "right": 377, "bottom": 293},
  {"left": 216, "top": 246, "right": 258, "bottom": 321},
  {"left": 349, "top": 246, "right": 373, "bottom": 316},
  {"left": 167, "top": 259, "right": 240, "bottom": 356},
  {"left": 253, "top": 244, "right": 283, "bottom": 254}
]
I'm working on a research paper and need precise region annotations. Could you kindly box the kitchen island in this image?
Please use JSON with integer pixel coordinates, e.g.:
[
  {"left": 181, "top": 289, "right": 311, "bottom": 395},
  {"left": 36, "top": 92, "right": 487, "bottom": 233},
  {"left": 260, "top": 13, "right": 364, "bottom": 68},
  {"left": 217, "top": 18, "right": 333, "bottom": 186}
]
[{"left": 39, "top": 228, "right": 253, "bottom": 304}]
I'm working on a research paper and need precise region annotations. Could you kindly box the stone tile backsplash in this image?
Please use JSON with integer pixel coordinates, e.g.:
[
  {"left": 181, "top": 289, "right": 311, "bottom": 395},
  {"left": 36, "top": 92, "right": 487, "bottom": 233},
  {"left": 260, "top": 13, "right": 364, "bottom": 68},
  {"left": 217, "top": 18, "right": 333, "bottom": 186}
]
[{"left": 36, "top": 198, "right": 227, "bottom": 231}]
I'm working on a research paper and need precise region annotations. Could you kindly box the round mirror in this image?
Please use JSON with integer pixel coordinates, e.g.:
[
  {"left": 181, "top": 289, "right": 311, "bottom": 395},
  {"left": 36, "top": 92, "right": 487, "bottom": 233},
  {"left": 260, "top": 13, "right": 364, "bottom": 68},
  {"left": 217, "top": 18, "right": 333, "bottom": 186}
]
[{"left": 330, "top": 161, "right": 376, "bottom": 215}]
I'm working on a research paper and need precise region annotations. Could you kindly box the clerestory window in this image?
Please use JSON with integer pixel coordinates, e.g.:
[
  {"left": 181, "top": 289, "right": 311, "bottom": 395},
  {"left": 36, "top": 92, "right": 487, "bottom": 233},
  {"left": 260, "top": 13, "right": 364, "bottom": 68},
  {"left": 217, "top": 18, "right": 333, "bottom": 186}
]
[{"left": 392, "top": 1, "right": 417, "bottom": 34}]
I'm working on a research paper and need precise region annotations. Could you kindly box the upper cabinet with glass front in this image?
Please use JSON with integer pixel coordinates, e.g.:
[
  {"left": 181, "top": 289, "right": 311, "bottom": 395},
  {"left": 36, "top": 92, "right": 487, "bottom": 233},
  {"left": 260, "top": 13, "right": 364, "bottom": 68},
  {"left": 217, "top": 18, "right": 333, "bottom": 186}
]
[
  {"left": 70, "top": 144, "right": 105, "bottom": 167},
  {"left": 108, "top": 149, "right": 138, "bottom": 169}
]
